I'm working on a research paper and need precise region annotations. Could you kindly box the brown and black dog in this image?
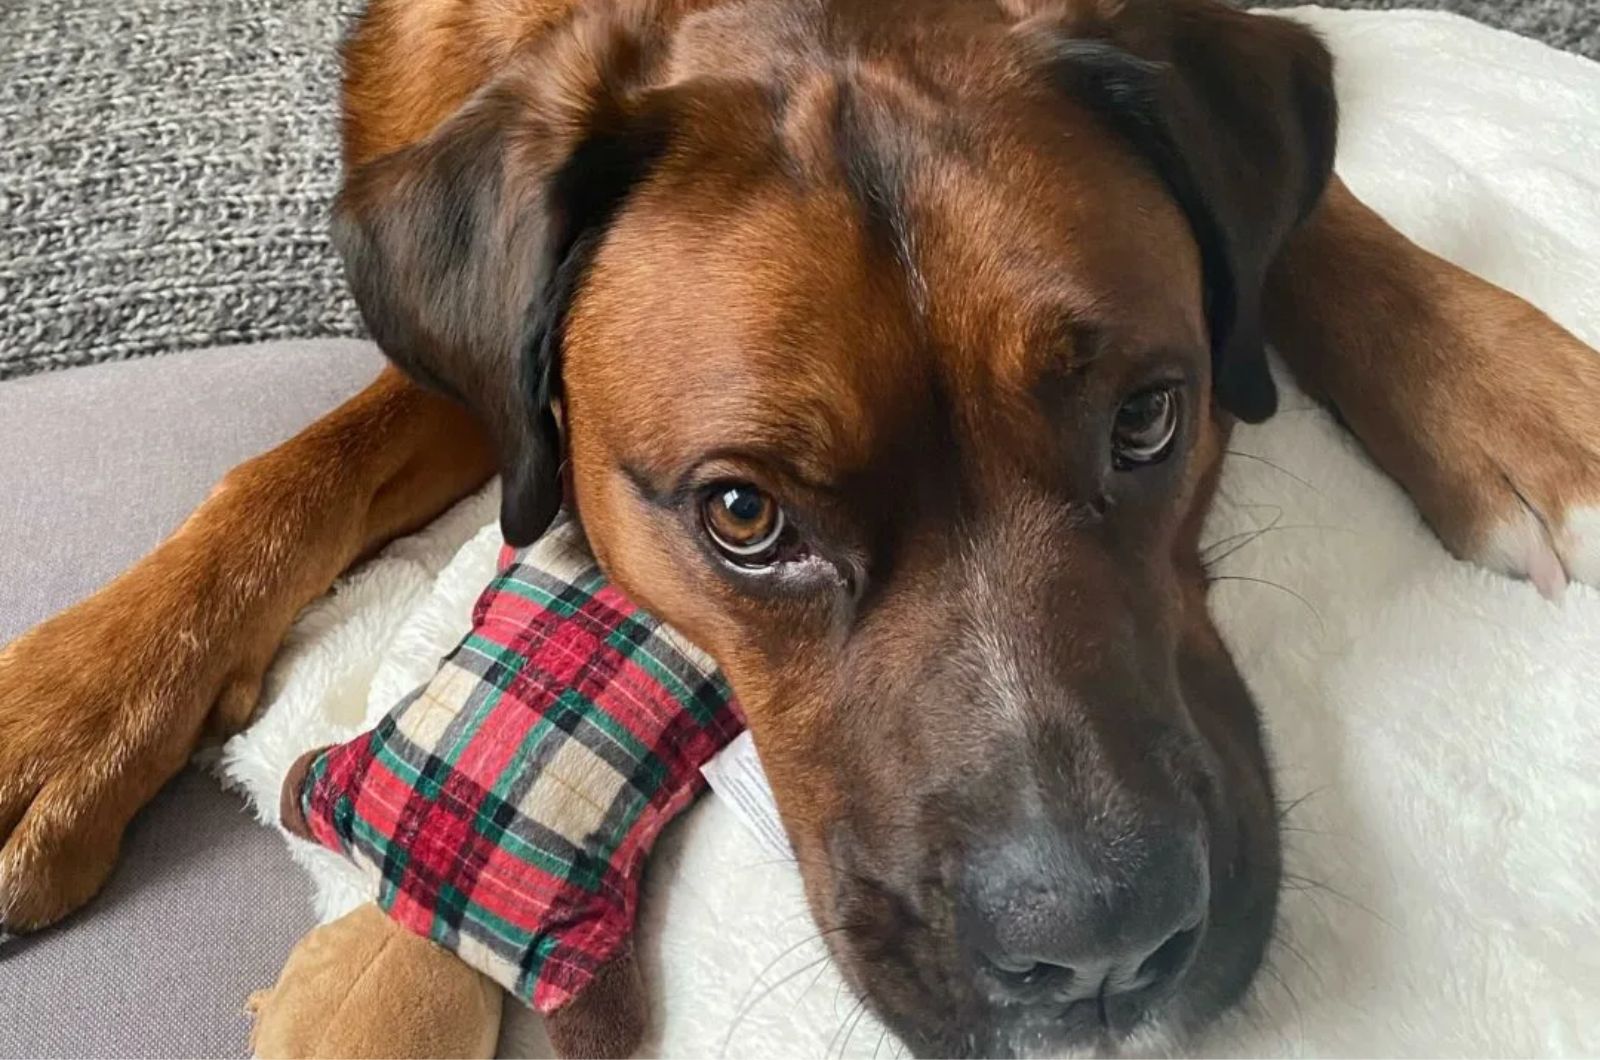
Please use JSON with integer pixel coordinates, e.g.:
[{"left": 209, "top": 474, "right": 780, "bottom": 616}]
[{"left": 3, "top": 0, "right": 1599, "bottom": 1054}]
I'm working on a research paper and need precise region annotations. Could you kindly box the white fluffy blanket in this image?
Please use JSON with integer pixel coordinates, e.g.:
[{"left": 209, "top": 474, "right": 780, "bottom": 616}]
[{"left": 222, "top": 8, "right": 1600, "bottom": 1056}]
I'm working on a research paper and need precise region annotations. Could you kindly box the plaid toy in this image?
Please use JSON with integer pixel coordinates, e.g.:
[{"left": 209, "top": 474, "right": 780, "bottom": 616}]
[{"left": 281, "top": 517, "right": 746, "bottom": 1017}]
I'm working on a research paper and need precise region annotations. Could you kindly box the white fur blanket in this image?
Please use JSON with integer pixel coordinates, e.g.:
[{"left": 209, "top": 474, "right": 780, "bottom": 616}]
[{"left": 222, "top": 8, "right": 1600, "bottom": 1056}]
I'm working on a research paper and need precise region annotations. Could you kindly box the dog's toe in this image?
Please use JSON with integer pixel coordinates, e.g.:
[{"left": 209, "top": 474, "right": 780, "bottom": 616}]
[
  {"left": 1556, "top": 505, "right": 1600, "bottom": 588},
  {"left": 1482, "top": 503, "right": 1568, "bottom": 600},
  {"left": 1478, "top": 496, "right": 1600, "bottom": 599}
]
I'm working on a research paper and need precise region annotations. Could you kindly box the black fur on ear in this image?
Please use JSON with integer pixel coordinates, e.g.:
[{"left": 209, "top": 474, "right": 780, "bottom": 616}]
[
  {"left": 332, "top": 11, "right": 672, "bottom": 544},
  {"left": 1018, "top": 0, "right": 1338, "bottom": 423}
]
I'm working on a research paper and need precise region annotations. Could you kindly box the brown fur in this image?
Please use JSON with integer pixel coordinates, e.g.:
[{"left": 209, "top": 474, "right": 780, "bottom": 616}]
[
  {"left": 1268, "top": 177, "right": 1600, "bottom": 564},
  {"left": 2, "top": 0, "right": 1598, "bottom": 1053},
  {"left": 0, "top": 369, "right": 493, "bottom": 928}
]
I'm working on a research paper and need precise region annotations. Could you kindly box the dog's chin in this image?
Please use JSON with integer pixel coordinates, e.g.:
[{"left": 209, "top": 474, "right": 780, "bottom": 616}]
[
  {"left": 857, "top": 991, "right": 1191, "bottom": 1060},
  {"left": 983, "top": 1003, "right": 1185, "bottom": 1060},
  {"left": 846, "top": 934, "right": 1264, "bottom": 1059},
  {"left": 938, "top": 996, "right": 1187, "bottom": 1060}
]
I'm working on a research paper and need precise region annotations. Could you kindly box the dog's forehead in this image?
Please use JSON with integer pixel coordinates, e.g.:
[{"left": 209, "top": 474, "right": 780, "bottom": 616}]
[
  {"left": 662, "top": 0, "right": 1001, "bottom": 87},
  {"left": 565, "top": 45, "right": 1203, "bottom": 483}
]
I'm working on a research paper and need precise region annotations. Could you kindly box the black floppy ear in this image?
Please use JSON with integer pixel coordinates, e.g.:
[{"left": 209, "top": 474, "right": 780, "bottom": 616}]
[
  {"left": 1019, "top": 0, "right": 1338, "bottom": 422},
  {"left": 332, "top": 12, "right": 670, "bottom": 544}
]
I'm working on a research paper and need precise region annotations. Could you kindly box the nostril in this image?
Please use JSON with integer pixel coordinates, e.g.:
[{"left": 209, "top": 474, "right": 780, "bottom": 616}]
[
  {"left": 983, "top": 956, "right": 1075, "bottom": 998},
  {"left": 1135, "top": 923, "right": 1203, "bottom": 987}
]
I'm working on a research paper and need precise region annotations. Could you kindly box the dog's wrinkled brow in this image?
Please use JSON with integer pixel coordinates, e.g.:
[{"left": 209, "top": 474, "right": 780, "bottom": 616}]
[{"left": 620, "top": 444, "right": 848, "bottom": 508}]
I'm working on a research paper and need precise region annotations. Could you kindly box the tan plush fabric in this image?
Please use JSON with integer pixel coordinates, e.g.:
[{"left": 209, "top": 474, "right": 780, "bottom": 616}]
[{"left": 248, "top": 904, "right": 502, "bottom": 1060}]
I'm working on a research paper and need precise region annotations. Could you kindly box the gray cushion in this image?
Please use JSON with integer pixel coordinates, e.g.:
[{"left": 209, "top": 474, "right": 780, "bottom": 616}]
[
  {"left": 0, "top": 340, "right": 383, "bottom": 1059},
  {"left": 0, "top": 339, "right": 382, "bottom": 639}
]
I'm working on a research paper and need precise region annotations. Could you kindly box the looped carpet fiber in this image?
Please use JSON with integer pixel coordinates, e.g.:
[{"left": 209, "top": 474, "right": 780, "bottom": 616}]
[{"left": 0, "top": 0, "right": 364, "bottom": 380}]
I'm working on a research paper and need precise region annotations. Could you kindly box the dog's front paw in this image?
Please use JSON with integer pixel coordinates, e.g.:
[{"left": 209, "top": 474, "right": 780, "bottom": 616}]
[
  {"left": 1400, "top": 298, "right": 1600, "bottom": 598},
  {"left": 0, "top": 580, "right": 220, "bottom": 931},
  {"left": 0, "top": 643, "right": 134, "bottom": 930}
]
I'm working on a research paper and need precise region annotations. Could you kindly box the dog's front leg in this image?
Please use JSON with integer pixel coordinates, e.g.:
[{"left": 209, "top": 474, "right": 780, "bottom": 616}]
[
  {"left": 0, "top": 367, "right": 495, "bottom": 932},
  {"left": 1265, "top": 176, "right": 1600, "bottom": 595}
]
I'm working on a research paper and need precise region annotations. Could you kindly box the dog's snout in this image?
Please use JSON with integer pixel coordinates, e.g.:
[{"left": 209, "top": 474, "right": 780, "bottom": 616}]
[{"left": 959, "top": 817, "right": 1209, "bottom": 1011}]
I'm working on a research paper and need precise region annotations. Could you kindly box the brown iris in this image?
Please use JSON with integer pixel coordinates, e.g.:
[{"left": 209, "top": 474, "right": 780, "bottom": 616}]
[{"left": 702, "top": 483, "right": 786, "bottom": 565}]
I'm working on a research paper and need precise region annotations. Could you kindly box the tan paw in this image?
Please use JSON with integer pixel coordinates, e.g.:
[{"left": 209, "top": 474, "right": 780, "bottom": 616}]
[
  {"left": 0, "top": 582, "right": 223, "bottom": 931},
  {"left": 0, "top": 775, "right": 128, "bottom": 932},
  {"left": 1405, "top": 297, "right": 1600, "bottom": 599}
]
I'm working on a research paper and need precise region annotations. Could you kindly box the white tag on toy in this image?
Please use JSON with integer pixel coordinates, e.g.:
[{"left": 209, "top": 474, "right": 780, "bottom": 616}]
[{"left": 702, "top": 731, "right": 793, "bottom": 859}]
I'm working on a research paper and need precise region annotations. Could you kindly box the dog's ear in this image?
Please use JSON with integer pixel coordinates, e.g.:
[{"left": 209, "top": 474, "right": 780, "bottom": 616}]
[
  {"left": 1015, "top": 0, "right": 1337, "bottom": 422},
  {"left": 333, "top": 11, "right": 671, "bottom": 544}
]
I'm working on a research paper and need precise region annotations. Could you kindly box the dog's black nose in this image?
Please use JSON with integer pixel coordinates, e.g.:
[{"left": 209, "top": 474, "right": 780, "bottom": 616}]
[{"left": 959, "top": 819, "right": 1208, "bottom": 1008}]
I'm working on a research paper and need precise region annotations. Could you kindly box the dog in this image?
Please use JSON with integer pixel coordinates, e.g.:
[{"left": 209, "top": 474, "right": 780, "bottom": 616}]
[{"left": 2, "top": 0, "right": 1598, "bottom": 1055}]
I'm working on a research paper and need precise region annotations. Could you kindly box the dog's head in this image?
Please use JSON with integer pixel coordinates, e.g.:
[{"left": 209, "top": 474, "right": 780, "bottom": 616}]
[{"left": 334, "top": 0, "right": 1335, "bottom": 1052}]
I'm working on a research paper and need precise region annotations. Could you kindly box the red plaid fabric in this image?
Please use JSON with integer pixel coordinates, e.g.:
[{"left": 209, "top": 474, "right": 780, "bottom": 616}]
[{"left": 293, "top": 518, "right": 746, "bottom": 1014}]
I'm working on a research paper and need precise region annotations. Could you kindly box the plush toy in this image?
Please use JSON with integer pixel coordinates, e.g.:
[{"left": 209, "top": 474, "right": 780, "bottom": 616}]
[{"left": 248, "top": 517, "right": 747, "bottom": 1058}]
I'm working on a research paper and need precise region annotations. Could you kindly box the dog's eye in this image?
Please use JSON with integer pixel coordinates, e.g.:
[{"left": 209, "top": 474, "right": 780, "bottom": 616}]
[
  {"left": 702, "top": 484, "right": 788, "bottom": 566},
  {"left": 1112, "top": 386, "right": 1181, "bottom": 469}
]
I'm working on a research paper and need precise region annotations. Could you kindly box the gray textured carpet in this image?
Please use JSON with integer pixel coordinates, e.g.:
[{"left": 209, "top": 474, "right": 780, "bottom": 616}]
[
  {"left": 1, "top": 0, "right": 1595, "bottom": 380},
  {"left": 0, "top": 0, "right": 365, "bottom": 380},
  {"left": 1258, "top": 0, "right": 1597, "bottom": 57}
]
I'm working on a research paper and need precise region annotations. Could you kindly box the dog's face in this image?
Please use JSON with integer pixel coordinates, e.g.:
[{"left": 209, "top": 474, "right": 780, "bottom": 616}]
[
  {"left": 335, "top": 0, "right": 1335, "bottom": 1052},
  {"left": 567, "top": 120, "right": 1275, "bottom": 1054}
]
